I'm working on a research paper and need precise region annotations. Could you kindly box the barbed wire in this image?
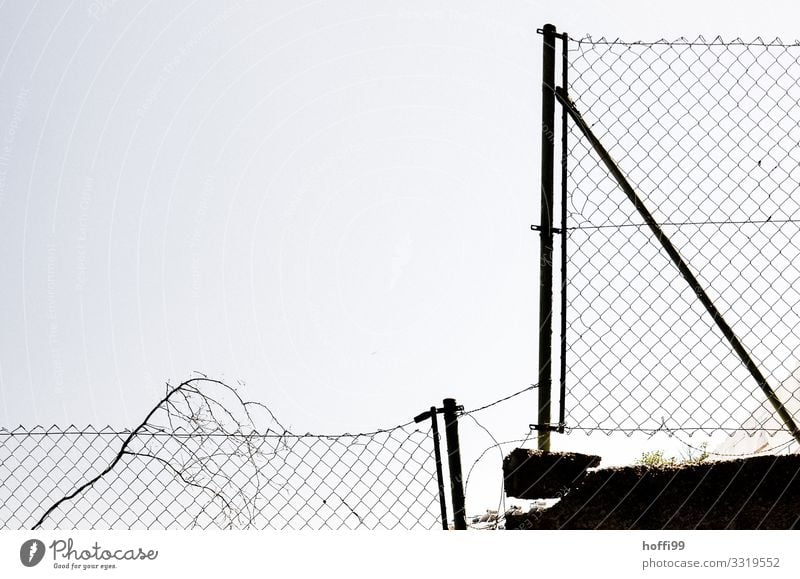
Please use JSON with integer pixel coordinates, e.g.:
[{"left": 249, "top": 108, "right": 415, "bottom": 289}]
[
  {"left": 567, "top": 217, "right": 800, "bottom": 231},
  {"left": 571, "top": 35, "right": 800, "bottom": 47},
  {"left": 562, "top": 426, "right": 800, "bottom": 436},
  {"left": 668, "top": 430, "right": 798, "bottom": 460},
  {"left": 461, "top": 383, "right": 538, "bottom": 416}
]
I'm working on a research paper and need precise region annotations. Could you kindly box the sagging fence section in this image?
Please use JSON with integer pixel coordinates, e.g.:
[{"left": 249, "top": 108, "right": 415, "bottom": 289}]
[
  {"left": 535, "top": 26, "right": 800, "bottom": 447},
  {"left": 0, "top": 377, "right": 531, "bottom": 530},
  {"left": 0, "top": 423, "right": 440, "bottom": 530},
  {"left": 0, "top": 379, "right": 446, "bottom": 530}
]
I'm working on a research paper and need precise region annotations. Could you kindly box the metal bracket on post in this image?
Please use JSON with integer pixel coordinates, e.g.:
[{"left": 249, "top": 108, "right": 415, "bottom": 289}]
[
  {"left": 537, "top": 28, "right": 569, "bottom": 40},
  {"left": 531, "top": 224, "right": 562, "bottom": 234},
  {"left": 530, "top": 423, "right": 563, "bottom": 433}
]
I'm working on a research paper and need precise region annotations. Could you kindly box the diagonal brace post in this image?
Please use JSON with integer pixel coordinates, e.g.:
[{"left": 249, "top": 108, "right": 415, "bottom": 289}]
[{"left": 555, "top": 86, "right": 800, "bottom": 446}]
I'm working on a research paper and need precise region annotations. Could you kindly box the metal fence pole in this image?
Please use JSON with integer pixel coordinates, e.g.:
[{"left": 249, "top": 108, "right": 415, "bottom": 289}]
[
  {"left": 415, "top": 406, "right": 450, "bottom": 530},
  {"left": 442, "top": 398, "right": 466, "bottom": 530},
  {"left": 558, "top": 30, "right": 569, "bottom": 433},
  {"left": 429, "top": 407, "right": 449, "bottom": 530},
  {"left": 538, "top": 23, "right": 557, "bottom": 450}
]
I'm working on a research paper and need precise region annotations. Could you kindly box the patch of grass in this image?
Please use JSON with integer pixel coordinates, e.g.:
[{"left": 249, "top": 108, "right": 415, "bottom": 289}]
[
  {"left": 681, "top": 442, "right": 709, "bottom": 465},
  {"left": 636, "top": 443, "right": 709, "bottom": 468},
  {"left": 636, "top": 449, "right": 678, "bottom": 467}
]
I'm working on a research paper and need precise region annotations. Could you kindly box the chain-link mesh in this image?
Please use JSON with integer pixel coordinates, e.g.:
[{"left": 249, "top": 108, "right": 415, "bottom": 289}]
[
  {"left": 564, "top": 35, "right": 800, "bottom": 438},
  {"left": 0, "top": 424, "right": 439, "bottom": 530}
]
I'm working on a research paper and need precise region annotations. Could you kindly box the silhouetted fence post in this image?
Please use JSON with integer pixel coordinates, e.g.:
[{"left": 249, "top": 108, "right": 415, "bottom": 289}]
[
  {"left": 537, "top": 22, "right": 557, "bottom": 451},
  {"left": 416, "top": 398, "right": 466, "bottom": 530},
  {"left": 443, "top": 398, "right": 466, "bottom": 530},
  {"left": 414, "top": 406, "right": 449, "bottom": 530}
]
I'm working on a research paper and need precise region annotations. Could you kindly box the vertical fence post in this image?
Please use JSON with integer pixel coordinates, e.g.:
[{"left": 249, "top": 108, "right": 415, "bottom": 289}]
[
  {"left": 443, "top": 398, "right": 466, "bottom": 530},
  {"left": 538, "top": 23, "right": 557, "bottom": 450},
  {"left": 414, "top": 406, "right": 449, "bottom": 530},
  {"left": 558, "top": 30, "right": 569, "bottom": 433},
  {"left": 430, "top": 407, "right": 449, "bottom": 530}
]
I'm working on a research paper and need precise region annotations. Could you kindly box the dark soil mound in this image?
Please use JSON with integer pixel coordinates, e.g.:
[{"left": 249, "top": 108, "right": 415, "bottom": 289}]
[
  {"left": 503, "top": 448, "right": 600, "bottom": 499},
  {"left": 505, "top": 454, "right": 800, "bottom": 529}
]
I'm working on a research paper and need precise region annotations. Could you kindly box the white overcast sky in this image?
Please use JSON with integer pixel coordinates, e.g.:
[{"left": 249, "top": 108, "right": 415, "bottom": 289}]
[{"left": 2, "top": 0, "right": 800, "bottom": 492}]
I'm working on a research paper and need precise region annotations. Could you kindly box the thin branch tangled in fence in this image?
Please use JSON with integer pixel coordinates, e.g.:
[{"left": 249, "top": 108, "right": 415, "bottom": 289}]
[{"left": 0, "top": 377, "right": 439, "bottom": 530}]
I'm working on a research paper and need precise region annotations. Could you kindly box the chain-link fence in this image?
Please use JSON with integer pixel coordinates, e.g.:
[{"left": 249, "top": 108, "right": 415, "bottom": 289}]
[
  {"left": 0, "top": 424, "right": 439, "bottom": 530},
  {"left": 0, "top": 377, "right": 544, "bottom": 531},
  {"left": 561, "top": 34, "right": 800, "bottom": 441},
  {"left": 0, "top": 378, "right": 442, "bottom": 530}
]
